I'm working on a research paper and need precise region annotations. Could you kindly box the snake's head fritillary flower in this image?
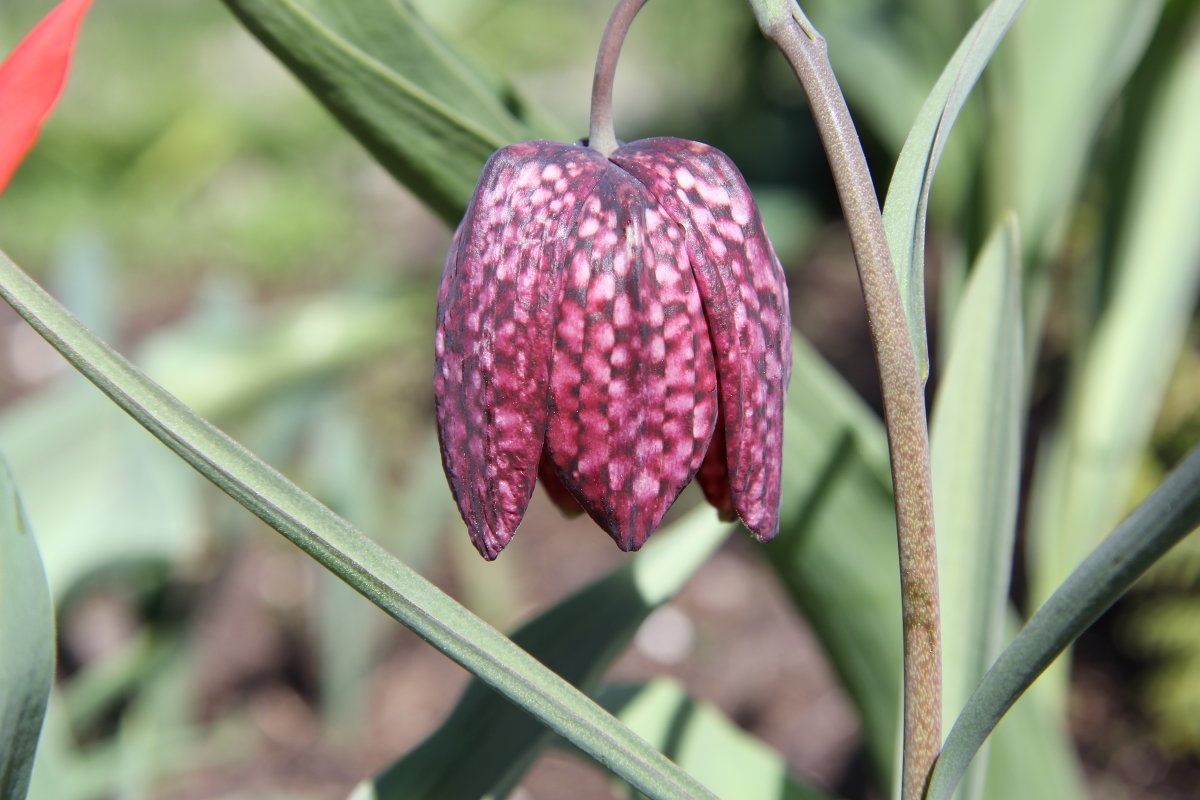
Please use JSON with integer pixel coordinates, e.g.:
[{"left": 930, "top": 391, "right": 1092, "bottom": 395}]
[{"left": 435, "top": 137, "right": 790, "bottom": 559}]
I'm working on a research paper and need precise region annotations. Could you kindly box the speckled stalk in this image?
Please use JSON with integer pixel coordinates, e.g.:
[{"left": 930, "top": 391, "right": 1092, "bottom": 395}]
[{"left": 749, "top": 3, "right": 943, "bottom": 798}]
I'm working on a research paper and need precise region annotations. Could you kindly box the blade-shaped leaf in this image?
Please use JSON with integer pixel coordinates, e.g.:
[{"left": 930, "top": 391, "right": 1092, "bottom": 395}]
[
  {"left": 929, "top": 444, "right": 1200, "bottom": 800},
  {"left": 766, "top": 334, "right": 902, "bottom": 785},
  {"left": 0, "top": 249, "right": 717, "bottom": 800},
  {"left": 350, "top": 510, "right": 729, "bottom": 800},
  {"left": 1004, "top": 0, "right": 1164, "bottom": 260},
  {"left": 929, "top": 215, "right": 1022, "bottom": 799},
  {"left": 219, "top": 0, "right": 535, "bottom": 223},
  {"left": 1027, "top": 21, "right": 1200, "bottom": 616},
  {"left": 979, "top": 615, "right": 1086, "bottom": 800},
  {"left": 881, "top": 0, "right": 1025, "bottom": 377},
  {"left": 0, "top": 458, "right": 55, "bottom": 800},
  {"left": 598, "top": 679, "right": 840, "bottom": 800},
  {"left": 929, "top": 228, "right": 1085, "bottom": 800},
  {"left": 0, "top": 0, "right": 95, "bottom": 193}
]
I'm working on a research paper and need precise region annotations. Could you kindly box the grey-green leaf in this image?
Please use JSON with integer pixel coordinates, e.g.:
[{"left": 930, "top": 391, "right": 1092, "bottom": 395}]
[
  {"left": 599, "top": 679, "right": 840, "bottom": 800},
  {"left": 929, "top": 215, "right": 1022, "bottom": 799},
  {"left": 0, "top": 247, "right": 717, "bottom": 800},
  {"left": 1003, "top": 0, "right": 1164, "bottom": 260},
  {"left": 0, "top": 458, "right": 55, "bottom": 800},
  {"left": 350, "top": 511, "right": 728, "bottom": 800},
  {"left": 881, "top": 0, "right": 1025, "bottom": 378},
  {"left": 928, "top": 444, "right": 1200, "bottom": 800},
  {"left": 1026, "top": 18, "right": 1200, "bottom": 616},
  {"left": 220, "top": 0, "right": 535, "bottom": 223},
  {"left": 766, "top": 334, "right": 902, "bottom": 785}
]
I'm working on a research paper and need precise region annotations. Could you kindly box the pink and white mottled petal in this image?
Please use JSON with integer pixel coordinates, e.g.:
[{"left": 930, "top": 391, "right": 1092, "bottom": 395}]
[
  {"left": 435, "top": 141, "right": 603, "bottom": 559},
  {"left": 613, "top": 137, "right": 790, "bottom": 541},
  {"left": 544, "top": 167, "right": 717, "bottom": 550}
]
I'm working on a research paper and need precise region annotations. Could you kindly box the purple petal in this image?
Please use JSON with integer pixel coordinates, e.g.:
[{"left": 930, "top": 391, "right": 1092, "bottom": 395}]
[
  {"left": 537, "top": 451, "right": 584, "bottom": 517},
  {"left": 435, "top": 141, "right": 604, "bottom": 559},
  {"left": 695, "top": 401, "right": 736, "bottom": 522},
  {"left": 613, "top": 138, "right": 791, "bottom": 541},
  {"left": 543, "top": 165, "right": 718, "bottom": 551}
]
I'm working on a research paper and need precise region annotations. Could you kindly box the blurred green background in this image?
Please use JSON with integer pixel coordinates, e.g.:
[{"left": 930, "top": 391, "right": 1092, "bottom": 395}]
[{"left": 0, "top": 0, "right": 1198, "bottom": 798}]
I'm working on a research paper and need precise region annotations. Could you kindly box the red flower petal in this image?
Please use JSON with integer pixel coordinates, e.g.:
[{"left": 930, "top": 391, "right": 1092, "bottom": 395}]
[
  {"left": 0, "top": 0, "right": 95, "bottom": 194},
  {"left": 435, "top": 141, "right": 603, "bottom": 559},
  {"left": 613, "top": 138, "right": 791, "bottom": 541},
  {"left": 543, "top": 163, "right": 717, "bottom": 551}
]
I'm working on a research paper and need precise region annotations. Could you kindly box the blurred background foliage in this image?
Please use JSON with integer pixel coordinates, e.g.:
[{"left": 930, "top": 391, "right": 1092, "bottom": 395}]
[{"left": 0, "top": 0, "right": 1198, "bottom": 798}]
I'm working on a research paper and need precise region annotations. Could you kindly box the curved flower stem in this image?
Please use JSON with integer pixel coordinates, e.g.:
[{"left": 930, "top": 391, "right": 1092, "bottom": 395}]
[
  {"left": 588, "top": 0, "right": 651, "bottom": 156},
  {"left": 748, "top": 2, "right": 943, "bottom": 798}
]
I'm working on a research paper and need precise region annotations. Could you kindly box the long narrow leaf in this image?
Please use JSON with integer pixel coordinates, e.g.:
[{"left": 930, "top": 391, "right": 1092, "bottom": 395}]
[
  {"left": 352, "top": 511, "right": 729, "bottom": 800},
  {"left": 0, "top": 459, "right": 55, "bottom": 800},
  {"left": 1028, "top": 19, "right": 1200, "bottom": 613},
  {"left": 929, "top": 215, "right": 1022, "bottom": 799},
  {"left": 766, "top": 334, "right": 902, "bottom": 784},
  {"left": 220, "top": 0, "right": 532, "bottom": 223},
  {"left": 1004, "top": 0, "right": 1163, "bottom": 259},
  {"left": 928, "top": 444, "right": 1200, "bottom": 800},
  {"left": 0, "top": 0, "right": 94, "bottom": 193},
  {"left": 598, "top": 679, "right": 839, "bottom": 800},
  {"left": 0, "top": 249, "right": 717, "bottom": 800},
  {"left": 881, "top": 0, "right": 1025, "bottom": 377},
  {"left": 979, "top": 617, "right": 1086, "bottom": 800}
]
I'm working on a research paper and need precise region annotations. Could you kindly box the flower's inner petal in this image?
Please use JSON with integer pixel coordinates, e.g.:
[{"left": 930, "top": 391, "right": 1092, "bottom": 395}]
[
  {"left": 613, "top": 138, "right": 791, "bottom": 542},
  {"left": 436, "top": 142, "right": 605, "bottom": 559},
  {"left": 545, "top": 169, "right": 717, "bottom": 551},
  {"left": 537, "top": 451, "right": 584, "bottom": 517},
  {"left": 695, "top": 400, "right": 736, "bottom": 522}
]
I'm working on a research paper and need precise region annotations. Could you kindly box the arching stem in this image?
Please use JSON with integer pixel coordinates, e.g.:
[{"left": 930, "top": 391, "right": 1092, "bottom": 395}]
[
  {"left": 747, "top": 2, "right": 943, "bottom": 799},
  {"left": 589, "top": 0, "right": 652, "bottom": 156}
]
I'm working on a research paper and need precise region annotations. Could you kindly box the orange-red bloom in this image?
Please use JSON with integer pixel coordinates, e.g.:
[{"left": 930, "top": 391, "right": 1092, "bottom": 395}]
[{"left": 0, "top": 0, "right": 95, "bottom": 194}]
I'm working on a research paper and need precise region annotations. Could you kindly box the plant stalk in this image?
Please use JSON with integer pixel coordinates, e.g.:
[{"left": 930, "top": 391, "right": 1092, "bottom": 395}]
[
  {"left": 588, "top": 0, "right": 651, "bottom": 156},
  {"left": 748, "top": 3, "right": 943, "bottom": 797}
]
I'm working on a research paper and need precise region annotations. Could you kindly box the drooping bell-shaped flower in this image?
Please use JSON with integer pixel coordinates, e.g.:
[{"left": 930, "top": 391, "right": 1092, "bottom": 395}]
[{"left": 435, "top": 137, "right": 790, "bottom": 559}]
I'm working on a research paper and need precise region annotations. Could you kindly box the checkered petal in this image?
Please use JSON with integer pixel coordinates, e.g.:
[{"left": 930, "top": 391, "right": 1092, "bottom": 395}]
[
  {"left": 613, "top": 138, "right": 791, "bottom": 541},
  {"left": 543, "top": 167, "right": 718, "bottom": 551},
  {"left": 435, "top": 141, "right": 604, "bottom": 559}
]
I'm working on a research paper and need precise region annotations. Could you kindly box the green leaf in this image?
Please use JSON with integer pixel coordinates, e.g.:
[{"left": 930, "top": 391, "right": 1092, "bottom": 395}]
[
  {"left": 0, "top": 385, "right": 205, "bottom": 598},
  {"left": 0, "top": 288, "right": 427, "bottom": 599},
  {"left": 220, "top": 0, "right": 535, "bottom": 224},
  {"left": 0, "top": 458, "right": 55, "bottom": 800},
  {"left": 0, "top": 249, "right": 717, "bottom": 800},
  {"left": 979, "top": 616, "right": 1086, "bottom": 800},
  {"left": 766, "top": 334, "right": 902, "bottom": 785},
  {"left": 929, "top": 215, "right": 1022, "bottom": 799},
  {"left": 350, "top": 511, "right": 729, "bottom": 800},
  {"left": 1027, "top": 21, "right": 1200, "bottom": 614},
  {"left": 928, "top": 444, "right": 1200, "bottom": 800},
  {"left": 881, "top": 0, "right": 1025, "bottom": 378},
  {"left": 1002, "top": 0, "right": 1164, "bottom": 260},
  {"left": 929, "top": 224, "right": 1085, "bottom": 800},
  {"left": 598, "top": 679, "right": 839, "bottom": 800}
]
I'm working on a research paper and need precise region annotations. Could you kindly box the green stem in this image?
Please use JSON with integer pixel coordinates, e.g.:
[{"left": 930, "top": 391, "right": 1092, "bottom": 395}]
[
  {"left": 588, "top": 0, "right": 651, "bottom": 156},
  {"left": 748, "top": 3, "right": 943, "bottom": 798}
]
